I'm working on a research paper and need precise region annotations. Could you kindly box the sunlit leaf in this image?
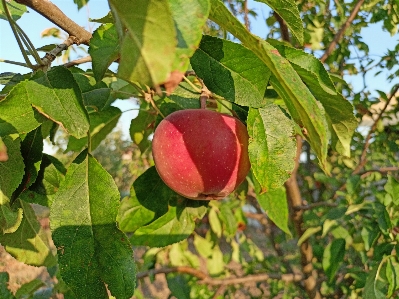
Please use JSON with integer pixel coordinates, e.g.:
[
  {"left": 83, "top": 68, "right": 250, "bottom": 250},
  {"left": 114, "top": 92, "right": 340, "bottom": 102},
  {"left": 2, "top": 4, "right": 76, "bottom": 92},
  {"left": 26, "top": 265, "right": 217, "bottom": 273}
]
[
  {"left": 109, "top": 0, "right": 176, "bottom": 86},
  {"left": 66, "top": 106, "right": 121, "bottom": 152},
  {"left": 0, "top": 272, "right": 15, "bottom": 299},
  {"left": 0, "top": 199, "right": 56, "bottom": 267},
  {"left": 322, "top": 238, "right": 345, "bottom": 283},
  {"left": 191, "top": 35, "right": 270, "bottom": 108},
  {"left": 0, "top": 136, "right": 24, "bottom": 198},
  {"left": 0, "top": 190, "right": 23, "bottom": 234},
  {"left": 255, "top": 0, "right": 303, "bottom": 44},
  {"left": 50, "top": 154, "right": 135, "bottom": 299},
  {"left": 89, "top": 23, "right": 119, "bottom": 82},
  {"left": 0, "top": 1, "right": 27, "bottom": 21},
  {"left": 129, "top": 167, "right": 207, "bottom": 247},
  {"left": 170, "top": 0, "right": 210, "bottom": 72},
  {"left": 209, "top": 0, "right": 329, "bottom": 169}
]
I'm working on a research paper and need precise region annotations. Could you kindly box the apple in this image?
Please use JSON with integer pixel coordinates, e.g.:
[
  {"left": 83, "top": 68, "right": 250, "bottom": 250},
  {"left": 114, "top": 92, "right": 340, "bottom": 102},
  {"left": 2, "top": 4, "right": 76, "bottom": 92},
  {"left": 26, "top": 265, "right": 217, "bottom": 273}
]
[{"left": 152, "top": 109, "right": 250, "bottom": 200}]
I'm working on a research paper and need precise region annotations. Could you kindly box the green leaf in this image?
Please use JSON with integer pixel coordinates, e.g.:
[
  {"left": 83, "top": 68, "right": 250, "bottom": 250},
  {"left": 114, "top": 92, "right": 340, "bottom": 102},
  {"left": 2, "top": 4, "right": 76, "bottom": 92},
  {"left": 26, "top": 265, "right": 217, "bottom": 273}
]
[
  {"left": 0, "top": 272, "right": 15, "bottom": 299},
  {"left": 219, "top": 204, "right": 237, "bottom": 237},
  {"left": 386, "top": 256, "right": 399, "bottom": 297},
  {"left": 0, "top": 199, "right": 56, "bottom": 267},
  {"left": 167, "top": 274, "right": 191, "bottom": 299},
  {"left": 255, "top": 0, "right": 303, "bottom": 44},
  {"left": 131, "top": 204, "right": 198, "bottom": 247},
  {"left": 0, "top": 190, "right": 23, "bottom": 234},
  {"left": 256, "top": 185, "right": 291, "bottom": 235},
  {"left": 72, "top": 71, "right": 112, "bottom": 110},
  {"left": 322, "top": 238, "right": 345, "bottom": 284},
  {"left": 0, "top": 136, "right": 24, "bottom": 198},
  {"left": 272, "top": 44, "right": 357, "bottom": 156},
  {"left": 364, "top": 265, "right": 388, "bottom": 299},
  {"left": 0, "top": 1, "right": 27, "bottom": 21},
  {"left": 20, "top": 154, "right": 66, "bottom": 207},
  {"left": 66, "top": 106, "right": 121, "bottom": 152},
  {"left": 384, "top": 175, "right": 399, "bottom": 205},
  {"left": 209, "top": 0, "right": 329, "bottom": 169},
  {"left": 374, "top": 202, "right": 392, "bottom": 234},
  {"left": 191, "top": 35, "right": 270, "bottom": 108},
  {"left": 89, "top": 23, "right": 119, "bottom": 81},
  {"left": 0, "top": 72, "right": 17, "bottom": 85},
  {"left": 247, "top": 106, "right": 296, "bottom": 192},
  {"left": 167, "top": 82, "right": 201, "bottom": 109},
  {"left": 297, "top": 226, "right": 321, "bottom": 246},
  {"left": 109, "top": 0, "right": 176, "bottom": 86},
  {"left": 0, "top": 82, "right": 42, "bottom": 136},
  {"left": 361, "top": 225, "right": 380, "bottom": 252},
  {"left": 129, "top": 167, "right": 207, "bottom": 247},
  {"left": 14, "top": 128, "right": 43, "bottom": 196},
  {"left": 170, "top": 0, "right": 210, "bottom": 72},
  {"left": 73, "top": 0, "right": 89, "bottom": 10},
  {"left": 207, "top": 245, "right": 224, "bottom": 275},
  {"left": 50, "top": 154, "right": 135, "bottom": 299},
  {"left": 15, "top": 279, "right": 45, "bottom": 299},
  {"left": 209, "top": 207, "right": 222, "bottom": 237},
  {"left": 117, "top": 191, "right": 155, "bottom": 233},
  {"left": 29, "top": 67, "right": 89, "bottom": 138},
  {"left": 90, "top": 11, "right": 114, "bottom": 24},
  {"left": 129, "top": 106, "right": 156, "bottom": 153},
  {"left": 193, "top": 234, "right": 213, "bottom": 258}
]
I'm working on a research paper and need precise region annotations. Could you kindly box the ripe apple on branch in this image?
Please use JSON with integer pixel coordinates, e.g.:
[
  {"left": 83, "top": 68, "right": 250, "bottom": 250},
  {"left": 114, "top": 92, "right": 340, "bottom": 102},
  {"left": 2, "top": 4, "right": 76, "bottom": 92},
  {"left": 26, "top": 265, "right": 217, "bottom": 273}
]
[{"left": 152, "top": 107, "right": 251, "bottom": 200}]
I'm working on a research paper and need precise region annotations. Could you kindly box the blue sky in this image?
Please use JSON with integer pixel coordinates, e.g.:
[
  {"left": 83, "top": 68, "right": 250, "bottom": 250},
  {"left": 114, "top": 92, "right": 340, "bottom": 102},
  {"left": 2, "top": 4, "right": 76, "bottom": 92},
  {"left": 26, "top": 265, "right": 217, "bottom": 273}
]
[{"left": 1, "top": 0, "right": 398, "bottom": 141}]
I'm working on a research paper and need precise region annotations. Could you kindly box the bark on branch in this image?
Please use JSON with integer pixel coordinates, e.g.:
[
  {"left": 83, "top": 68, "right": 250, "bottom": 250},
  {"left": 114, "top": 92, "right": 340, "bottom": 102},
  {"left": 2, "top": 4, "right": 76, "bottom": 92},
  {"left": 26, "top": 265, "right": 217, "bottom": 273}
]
[
  {"left": 14, "top": 0, "right": 92, "bottom": 45},
  {"left": 136, "top": 266, "right": 303, "bottom": 286},
  {"left": 320, "top": 0, "right": 365, "bottom": 63},
  {"left": 285, "top": 136, "right": 321, "bottom": 299}
]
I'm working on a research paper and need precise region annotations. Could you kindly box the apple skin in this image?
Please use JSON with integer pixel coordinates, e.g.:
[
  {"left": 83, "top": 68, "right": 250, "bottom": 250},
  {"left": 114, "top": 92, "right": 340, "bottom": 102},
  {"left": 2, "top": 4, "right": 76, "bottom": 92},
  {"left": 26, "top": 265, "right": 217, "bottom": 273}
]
[{"left": 152, "top": 109, "right": 250, "bottom": 200}]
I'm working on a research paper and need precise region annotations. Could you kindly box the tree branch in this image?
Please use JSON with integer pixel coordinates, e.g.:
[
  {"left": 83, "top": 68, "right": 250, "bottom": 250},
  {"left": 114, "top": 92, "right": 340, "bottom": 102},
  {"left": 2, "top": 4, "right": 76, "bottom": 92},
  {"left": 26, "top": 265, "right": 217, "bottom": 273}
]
[
  {"left": 137, "top": 266, "right": 208, "bottom": 280},
  {"left": 63, "top": 55, "right": 92, "bottom": 68},
  {"left": 14, "top": 0, "right": 92, "bottom": 45},
  {"left": 320, "top": 0, "right": 365, "bottom": 63},
  {"left": 243, "top": 0, "right": 250, "bottom": 30},
  {"left": 274, "top": 11, "right": 290, "bottom": 43},
  {"left": 294, "top": 202, "right": 338, "bottom": 211},
  {"left": 136, "top": 266, "right": 303, "bottom": 286},
  {"left": 285, "top": 136, "right": 321, "bottom": 299}
]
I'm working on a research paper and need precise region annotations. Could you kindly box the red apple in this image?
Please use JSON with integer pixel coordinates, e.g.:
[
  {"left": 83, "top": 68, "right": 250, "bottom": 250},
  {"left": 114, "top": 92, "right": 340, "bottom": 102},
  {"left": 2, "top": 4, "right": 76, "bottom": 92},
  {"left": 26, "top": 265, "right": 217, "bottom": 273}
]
[{"left": 152, "top": 109, "right": 250, "bottom": 200}]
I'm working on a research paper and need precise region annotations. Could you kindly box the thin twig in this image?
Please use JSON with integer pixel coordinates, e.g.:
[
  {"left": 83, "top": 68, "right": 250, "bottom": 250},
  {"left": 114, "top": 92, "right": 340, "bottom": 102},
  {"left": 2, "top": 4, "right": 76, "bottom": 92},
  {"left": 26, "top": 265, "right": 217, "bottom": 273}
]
[
  {"left": 243, "top": 0, "right": 250, "bottom": 30},
  {"left": 63, "top": 56, "right": 92, "bottom": 68},
  {"left": 2, "top": 0, "right": 33, "bottom": 68},
  {"left": 145, "top": 92, "right": 165, "bottom": 118},
  {"left": 137, "top": 266, "right": 207, "bottom": 280},
  {"left": 15, "top": 0, "right": 92, "bottom": 45},
  {"left": 294, "top": 202, "right": 338, "bottom": 211},
  {"left": 320, "top": 0, "right": 365, "bottom": 63},
  {"left": 212, "top": 285, "right": 227, "bottom": 299},
  {"left": 136, "top": 266, "right": 303, "bottom": 286},
  {"left": 13, "top": 20, "right": 42, "bottom": 64},
  {"left": 0, "top": 59, "right": 29, "bottom": 68},
  {"left": 274, "top": 11, "right": 290, "bottom": 43},
  {"left": 202, "top": 273, "right": 303, "bottom": 286}
]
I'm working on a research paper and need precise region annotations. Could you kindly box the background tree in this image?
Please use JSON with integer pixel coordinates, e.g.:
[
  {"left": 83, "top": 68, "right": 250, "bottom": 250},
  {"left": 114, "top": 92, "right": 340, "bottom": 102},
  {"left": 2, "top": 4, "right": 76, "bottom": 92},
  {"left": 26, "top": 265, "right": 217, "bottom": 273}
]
[{"left": 0, "top": 0, "right": 399, "bottom": 298}]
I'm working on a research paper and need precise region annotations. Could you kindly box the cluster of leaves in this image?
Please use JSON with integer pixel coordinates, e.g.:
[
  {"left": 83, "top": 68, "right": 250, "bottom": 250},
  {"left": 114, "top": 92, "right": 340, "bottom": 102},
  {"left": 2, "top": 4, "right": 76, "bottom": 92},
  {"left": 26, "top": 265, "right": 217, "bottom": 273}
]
[{"left": 1, "top": 0, "right": 399, "bottom": 298}]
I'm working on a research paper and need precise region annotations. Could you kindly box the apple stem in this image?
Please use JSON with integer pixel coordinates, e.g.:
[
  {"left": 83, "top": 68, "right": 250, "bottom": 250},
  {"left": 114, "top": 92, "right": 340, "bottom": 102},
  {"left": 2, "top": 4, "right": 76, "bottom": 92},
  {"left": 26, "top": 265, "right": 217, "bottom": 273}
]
[{"left": 198, "top": 78, "right": 211, "bottom": 110}]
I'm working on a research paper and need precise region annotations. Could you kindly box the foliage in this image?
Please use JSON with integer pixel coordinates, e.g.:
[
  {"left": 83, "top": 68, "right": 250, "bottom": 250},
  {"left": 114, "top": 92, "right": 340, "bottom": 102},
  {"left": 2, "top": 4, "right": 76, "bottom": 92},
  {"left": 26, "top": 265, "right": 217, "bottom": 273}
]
[{"left": 0, "top": 0, "right": 399, "bottom": 298}]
